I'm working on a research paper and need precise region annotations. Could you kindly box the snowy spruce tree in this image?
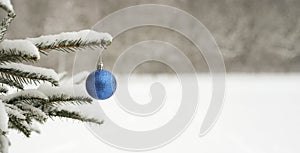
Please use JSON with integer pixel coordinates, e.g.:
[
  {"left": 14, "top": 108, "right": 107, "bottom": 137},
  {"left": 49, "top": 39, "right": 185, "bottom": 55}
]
[{"left": 0, "top": 0, "right": 112, "bottom": 152}]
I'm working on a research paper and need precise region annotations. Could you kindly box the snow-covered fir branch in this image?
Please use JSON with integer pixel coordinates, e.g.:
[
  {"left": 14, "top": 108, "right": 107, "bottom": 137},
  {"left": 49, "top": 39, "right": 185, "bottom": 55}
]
[
  {"left": 0, "top": 63, "right": 59, "bottom": 86},
  {"left": 47, "top": 108, "right": 104, "bottom": 125},
  {"left": 17, "top": 103, "right": 47, "bottom": 123},
  {"left": 47, "top": 94, "right": 92, "bottom": 106},
  {"left": 4, "top": 102, "right": 40, "bottom": 137},
  {"left": 2, "top": 90, "right": 48, "bottom": 104},
  {"left": 0, "top": 0, "right": 110, "bottom": 151},
  {"left": 38, "top": 83, "right": 92, "bottom": 106},
  {"left": 0, "top": 77, "right": 24, "bottom": 90},
  {"left": 1, "top": 87, "right": 102, "bottom": 137},
  {"left": 27, "top": 30, "right": 112, "bottom": 54},
  {"left": 0, "top": 12, "right": 15, "bottom": 43},
  {"left": 8, "top": 116, "right": 32, "bottom": 137},
  {"left": 0, "top": 0, "right": 14, "bottom": 13},
  {"left": 0, "top": 0, "right": 15, "bottom": 43},
  {"left": 4, "top": 103, "right": 26, "bottom": 120},
  {"left": 0, "top": 40, "right": 40, "bottom": 64}
]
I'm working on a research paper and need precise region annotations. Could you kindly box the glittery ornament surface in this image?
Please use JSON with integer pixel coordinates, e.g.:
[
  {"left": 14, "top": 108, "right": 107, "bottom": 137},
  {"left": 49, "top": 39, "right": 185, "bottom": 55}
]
[{"left": 85, "top": 70, "right": 117, "bottom": 100}]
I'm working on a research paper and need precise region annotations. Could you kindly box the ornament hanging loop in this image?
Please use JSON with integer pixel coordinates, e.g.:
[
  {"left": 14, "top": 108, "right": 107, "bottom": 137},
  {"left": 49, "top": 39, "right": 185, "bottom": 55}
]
[
  {"left": 97, "top": 48, "right": 105, "bottom": 70},
  {"left": 97, "top": 56, "right": 104, "bottom": 70}
]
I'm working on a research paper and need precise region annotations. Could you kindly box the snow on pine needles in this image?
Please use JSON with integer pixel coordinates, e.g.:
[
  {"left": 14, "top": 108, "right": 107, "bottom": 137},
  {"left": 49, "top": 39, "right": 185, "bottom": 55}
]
[{"left": 0, "top": 0, "right": 112, "bottom": 152}]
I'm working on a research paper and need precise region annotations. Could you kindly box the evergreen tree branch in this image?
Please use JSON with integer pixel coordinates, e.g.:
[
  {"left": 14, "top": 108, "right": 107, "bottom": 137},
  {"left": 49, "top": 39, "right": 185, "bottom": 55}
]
[
  {"left": 0, "top": 12, "right": 15, "bottom": 42},
  {"left": 0, "top": 67, "right": 59, "bottom": 86},
  {"left": 4, "top": 98, "right": 47, "bottom": 123},
  {"left": 0, "top": 1, "right": 109, "bottom": 152},
  {"left": 4, "top": 96, "right": 46, "bottom": 105},
  {"left": 27, "top": 30, "right": 112, "bottom": 55},
  {"left": 47, "top": 109, "right": 103, "bottom": 125},
  {"left": 35, "top": 39, "right": 109, "bottom": 54},
  {"left": 0, "top": 39, "right": 41, "bottom": 63},
  {"left": 3, "top": 91, "right": 47, "bottom": 123},
  {"left": 8, "top": 116, "right": 31, "bottom": 137},
  {"left": 17, "top": 103, "right": 47, "bottom": 123},
  {"left": 5, "top": 104, "right": 40, "bottom": 137},
  {"left": 0, "top": 48, "right": 39, "bottom": 64},
  {"left": 47, "top": 94, "right": 92, "bottom": 106},
  {"left": 0, "top": 77, "right": 23, "bottom": 89},
  {"left": 5, "top": 103, "right": 26, "bottom": 120}
]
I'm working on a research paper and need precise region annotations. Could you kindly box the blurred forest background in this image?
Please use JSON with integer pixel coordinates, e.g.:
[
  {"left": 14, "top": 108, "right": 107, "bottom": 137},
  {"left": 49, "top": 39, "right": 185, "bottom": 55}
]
[{"left": 3, "top": 0, "right": 300, "bottom": 73}]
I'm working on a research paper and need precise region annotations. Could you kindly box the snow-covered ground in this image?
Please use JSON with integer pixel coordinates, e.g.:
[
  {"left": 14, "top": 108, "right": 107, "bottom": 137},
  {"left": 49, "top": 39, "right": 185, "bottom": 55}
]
[{"left": 8, "top": 74, "right": 300, "bottom": 153}]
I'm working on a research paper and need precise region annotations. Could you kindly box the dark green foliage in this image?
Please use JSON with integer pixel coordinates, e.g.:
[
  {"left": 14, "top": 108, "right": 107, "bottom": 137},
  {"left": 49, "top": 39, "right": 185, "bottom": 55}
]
[
  {"left": 8, "top": 116, "right": 32, "bottom": 137},
  {"left": 0, "top": 49, "right": 39, "bottom": 64},
  {"left": 47, "top": 94, "right": 92, "bottom": 106},
  {"left": 5, "top": 104, "right": 32, "bottom": 137},
  {"left": 47, "top": 109, "right": 103, "bottom": 125},
  {"left": 0, "top": 77, "right": 24, "bottom": 89},
  {"left": 2, "top": 93, "right": 101, "bottom": 137},
  {"left": 17, "top": 103, "right": 47, "bottom": 123},
  {"left": 0, "top": 67, "right": 59, "bottom": 86},
  {"left": 3, "top": 95, "right": 46, "bottom": 105},
  {"left": 34, "top": 38, "right": 111, "bottom": 55},
  {"left": 0, "top": 12, "right": 15, "bottom": 42}
]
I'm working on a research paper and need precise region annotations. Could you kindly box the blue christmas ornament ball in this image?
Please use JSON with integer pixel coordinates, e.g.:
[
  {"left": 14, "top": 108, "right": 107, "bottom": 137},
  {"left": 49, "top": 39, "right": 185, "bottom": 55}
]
[{"left": 85, "top": 69, "right": 117, "bottom": 100}]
